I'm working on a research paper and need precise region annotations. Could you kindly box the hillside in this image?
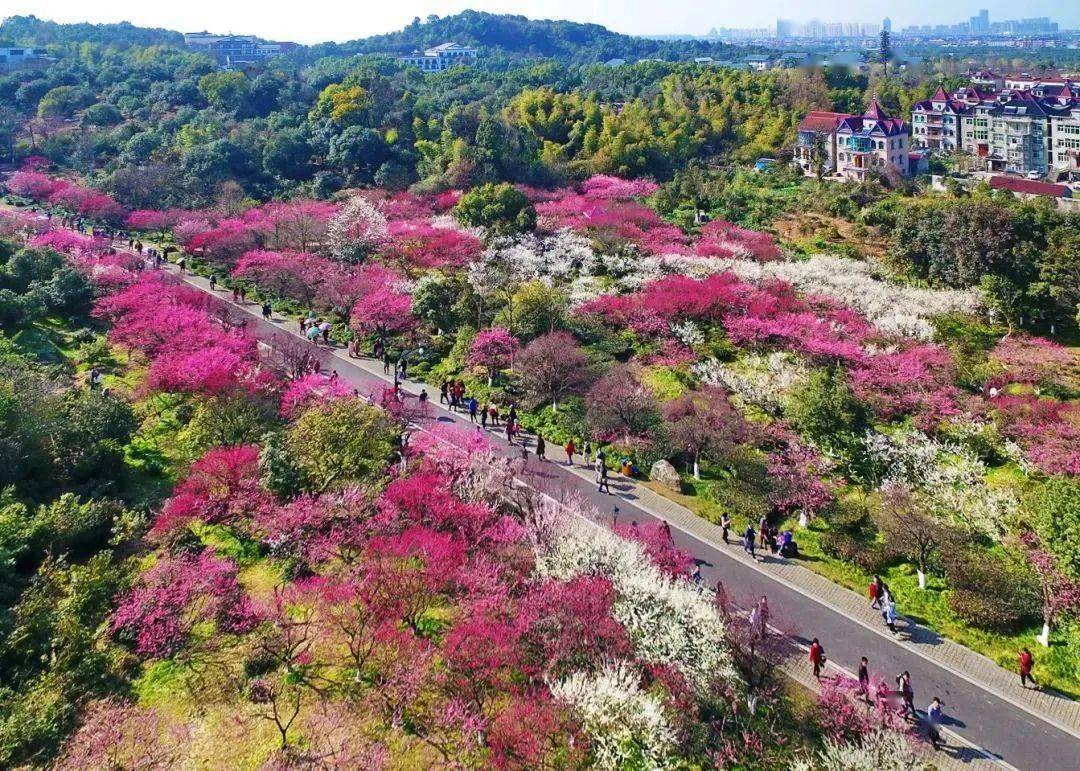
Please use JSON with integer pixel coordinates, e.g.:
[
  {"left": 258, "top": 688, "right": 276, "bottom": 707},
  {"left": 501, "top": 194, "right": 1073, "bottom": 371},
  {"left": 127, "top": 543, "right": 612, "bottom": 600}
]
[{"left": 0, "top": 14, "right": 183, "bottom": 49}]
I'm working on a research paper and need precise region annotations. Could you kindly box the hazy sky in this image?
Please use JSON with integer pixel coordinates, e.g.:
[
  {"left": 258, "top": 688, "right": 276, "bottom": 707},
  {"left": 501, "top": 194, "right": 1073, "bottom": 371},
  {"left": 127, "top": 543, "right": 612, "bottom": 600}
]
[{"left": 4, "top": 1, "right": 1078, "bottom": 44}]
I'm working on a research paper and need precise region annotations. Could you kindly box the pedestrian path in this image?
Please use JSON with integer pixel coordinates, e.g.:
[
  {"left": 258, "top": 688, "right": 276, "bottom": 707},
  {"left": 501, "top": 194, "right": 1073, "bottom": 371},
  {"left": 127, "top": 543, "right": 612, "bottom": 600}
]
[{"left": 142, "top": 255, "right": 1080, "bottom": 766}]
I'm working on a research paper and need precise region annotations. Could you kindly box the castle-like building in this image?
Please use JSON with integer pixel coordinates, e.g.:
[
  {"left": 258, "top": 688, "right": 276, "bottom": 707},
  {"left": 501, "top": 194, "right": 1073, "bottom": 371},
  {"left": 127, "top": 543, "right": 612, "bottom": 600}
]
[{"left": 796, "top": 99, "right": 916, "bottom": 180}]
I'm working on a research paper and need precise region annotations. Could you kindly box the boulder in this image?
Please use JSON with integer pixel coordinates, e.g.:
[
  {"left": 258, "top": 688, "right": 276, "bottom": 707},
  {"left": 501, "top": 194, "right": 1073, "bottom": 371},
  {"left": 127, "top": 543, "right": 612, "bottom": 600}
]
[{"left": 650, "top": 460, "right": 683, "bottom": 493}]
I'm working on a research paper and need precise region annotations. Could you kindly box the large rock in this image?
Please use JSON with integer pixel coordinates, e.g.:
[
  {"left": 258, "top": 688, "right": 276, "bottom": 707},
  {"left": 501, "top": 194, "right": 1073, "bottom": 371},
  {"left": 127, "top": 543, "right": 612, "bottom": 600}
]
[{"left": 650, "top": 460, "right": 683, "bottom": 493}]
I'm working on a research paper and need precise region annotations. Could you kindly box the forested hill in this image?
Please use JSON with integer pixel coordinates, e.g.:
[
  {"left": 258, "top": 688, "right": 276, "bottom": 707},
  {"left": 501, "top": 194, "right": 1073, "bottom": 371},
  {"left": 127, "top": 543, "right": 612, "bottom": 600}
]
[
  {"left": 304, "top": 11, "right": 759, "bottom": 64},
  {"left": 0, "top": 15, "right": 183, "bottom": 49},
  {"left": 0, "top": 11, "right": 762, "bottom": 65}
]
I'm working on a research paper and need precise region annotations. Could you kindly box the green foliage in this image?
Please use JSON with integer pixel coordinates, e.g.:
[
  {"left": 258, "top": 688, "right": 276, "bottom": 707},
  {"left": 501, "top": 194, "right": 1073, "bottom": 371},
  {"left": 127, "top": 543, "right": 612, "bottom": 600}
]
[
  {"left": 786, "top": 367, "right": 869, "bottom": 463},
  {"left": 284, "top": 399, "right": 397, "bottom": 492},
  {"left": 80, "top": 102, "right": 122, "bottom": 127},
  {"left": 943, "top": 550, "right": 1040, "bottom": 632},
  {"left": 453, "top": 182, "right": 536, "bottom": 236},
  {"left": 494, "top": 280, "right": 567, "bottom": 340},
  {"left": 177, "top": 394, "right": 274, "bottom": 460},
  {"left": 37, "top": 85, "right": 93, "bottom": 119},
  {"left": 258, "top": 430, "right": 306, "bottom": 500},
  {"left": 0, "top": 553, "right": 127, "bottom": 767},
  {"left": 1029, "top": 478, "right": 1080, "bottom": 581},
  {"left": 198, "top": 71, "right": 250, "bottom": 111}
]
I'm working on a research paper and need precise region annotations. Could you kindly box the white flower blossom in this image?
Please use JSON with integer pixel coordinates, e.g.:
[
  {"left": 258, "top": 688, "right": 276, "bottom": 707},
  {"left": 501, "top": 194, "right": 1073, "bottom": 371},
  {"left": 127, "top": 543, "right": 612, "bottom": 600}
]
[
  {"left": 326, "top": 196, "right": 388, "bottom": 261},
  {"left": 686, "top": 255, "right": 981, "bottom": 341},
  {"left": 694, "top": 352, "right": 809, "bottom": 416},
  {"left": 863, "top": 427, "right": 1017, "bottom": 536},
  {"left": 789, "top": 726, "right": 931, "bottom": 771},
  {"left": 536, "top": 514, "right": 737, "bottom": 691},
  {"left": 548, "top": 660, "right": 676, "bottom": 770},
  {"left": 670, "top": 320, "right": 705, "bottom": 348}
]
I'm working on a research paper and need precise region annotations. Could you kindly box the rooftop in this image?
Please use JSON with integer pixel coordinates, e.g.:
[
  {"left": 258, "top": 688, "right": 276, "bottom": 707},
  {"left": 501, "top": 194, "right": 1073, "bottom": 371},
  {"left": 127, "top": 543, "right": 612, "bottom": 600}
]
[{"left": 989, "top": 175, "right": 1070, "bottom": 198}]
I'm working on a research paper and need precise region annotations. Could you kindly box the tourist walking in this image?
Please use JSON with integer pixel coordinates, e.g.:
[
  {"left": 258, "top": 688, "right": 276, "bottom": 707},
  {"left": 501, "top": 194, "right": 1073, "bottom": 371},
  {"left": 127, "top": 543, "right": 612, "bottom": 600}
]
[
  {"left": 597, "top": 459, "right": 611, "bottom": 495},
  {"left": 480, "top": 404, "right": 488, "bottom": 429},
  {"left": 1019, "top": 648, "right": 1039, "bottom": 689},
  {"left": 926, "top": 697, "right": 945, "bottom": 750},
  {"left": 564, "top": 438, "right": 576, "bottom": 466},
  {"left": 869, "top": 576, "right": 884, "bottom": 610},
  {"left": 758, "top": 516, "right": 769, "bottom": 549},
  {"left": 439, "top": 380, "right": 449, "bottom": 405},
  {"left": 896, "top": 671, "right": 916, "bottom": 719},
  {"left": 536, "top": 434, "right": 546, "bottom": 460},
  {"left": 743, "top": 523, "right": 756, "bottom": 559},
  {"left": 262, "top": 302, "right": 272, "bottom": 320},
  {"left": 721, "top": 512, "right": 731, "bottom": 543},
  {"left": 209, "top": 274, "right": 217, "bottom": 291},
  {"left": 808, "top": 638, "right": 825, "bottom": 679},
  {"left": 882, "top": 591, "right": 898, "bottom": 634},
  {"left": 858, "top": 656, "right": 871, "bottom": 701},
  {"left": 469, "top": 397, "right": 479, "bottom": 422}
]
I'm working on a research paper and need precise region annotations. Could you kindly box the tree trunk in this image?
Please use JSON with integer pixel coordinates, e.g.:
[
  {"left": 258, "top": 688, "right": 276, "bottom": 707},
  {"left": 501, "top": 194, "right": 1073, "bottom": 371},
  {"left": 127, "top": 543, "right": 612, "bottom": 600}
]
[
  {"left": 693, "top": 454, "right": 700, "bottom": 480},
  {"left": 917, "top": 569, "right": 926, "bottom": 590},
  {"left": 1037, "top": 621, "right": 1051, "bottom": 647}
]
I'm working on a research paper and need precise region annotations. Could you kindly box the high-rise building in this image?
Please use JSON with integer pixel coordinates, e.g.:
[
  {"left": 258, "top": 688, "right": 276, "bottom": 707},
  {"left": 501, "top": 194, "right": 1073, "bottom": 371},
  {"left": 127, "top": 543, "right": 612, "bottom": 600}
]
[{"left": 882, "top": 17, "right": 892, "bottom": 33}]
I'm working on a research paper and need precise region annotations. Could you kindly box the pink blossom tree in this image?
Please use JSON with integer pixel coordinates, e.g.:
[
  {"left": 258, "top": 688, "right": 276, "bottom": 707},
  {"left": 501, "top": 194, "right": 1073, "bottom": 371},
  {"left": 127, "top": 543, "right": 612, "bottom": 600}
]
[
  {"left": 349, "top": 267, "right": 416, "bottom": 347},
  {"left": 1022, "top": 532, "right": 1080, "bottom": 646},
  {"left": 662, "top": 386, "right": 748, "bottom": 479},
  {"left": 515, "top": 331, "right": 593, "bottom": 409},
  {"left": 469, "top": 327, "right": 519, "bottom": 385},
  {"left": 153, "top": 444, "right": 270, "bottom": 534},
  {"left": 110, "top": 550, "right": 259, "bottom": 658}
]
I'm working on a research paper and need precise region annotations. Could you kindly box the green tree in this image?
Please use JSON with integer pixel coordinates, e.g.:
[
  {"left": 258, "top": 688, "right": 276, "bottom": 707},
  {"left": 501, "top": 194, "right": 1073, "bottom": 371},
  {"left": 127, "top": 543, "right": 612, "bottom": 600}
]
[
  {"left": 198, "top": 71, "right": 250, "bottom": 111},
  {"left": 262, "top": 129, "right": 313, "bottom": 181},
  {"left": 36, "top": 86, "right": 91, "bottom": 119},
  {"left": 786, "top": 367, "right": 869, "bottom": 462},
  {"left": 494, "top": 280, "right": 568, "bottom": 340},
  {"left": 1030, "top": 478, "right": 1080, "bottom": 580},
  {"left": 284, "top": 399, "right": 397, "bottom": 492},
  {"left": 453, "top": 182, "right": 536, "bottom": 236}
]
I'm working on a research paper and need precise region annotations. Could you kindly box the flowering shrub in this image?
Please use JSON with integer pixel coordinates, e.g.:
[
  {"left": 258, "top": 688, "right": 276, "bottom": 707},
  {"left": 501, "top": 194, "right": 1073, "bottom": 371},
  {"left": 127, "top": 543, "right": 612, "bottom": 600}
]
[
  {"left": 990, "top": 395, "right": 1080, "bottom": 476},
  {"left": 536, "top": 512, "right": 736, "bottom": 692},
  {"left": 110, "top": 550, "right": 259, "bottom": 658},
  {"left": 695, "top": 219, "right": 782, "bottom": 262},
  {"left": 468, "top": 327, "right": 519, "bottom": 384},
  {"left": 153, "top": 444, "right": 270, "bottom": 534},
  {"left": 695, "top": 352, "right": 809, "bottom": 417},
  {"left": 383, "top": 220, "right": 483, "bottom": 268},
  {"left": 548, "top": 661, "right": 676, "bottom": 769},
  {"left": 713, "top": 254, "right": 980, "bottom": 341},
  {"left": 279, "top": 372, "right": 355, "bottom": 418},
  {"left": 862, "top": 427, "right": 1017, "bottom": 536}
]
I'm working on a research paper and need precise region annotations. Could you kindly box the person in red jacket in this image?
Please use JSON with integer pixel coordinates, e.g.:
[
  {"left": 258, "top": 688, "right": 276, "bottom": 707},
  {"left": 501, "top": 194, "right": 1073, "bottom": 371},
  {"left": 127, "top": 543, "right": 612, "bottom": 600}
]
[
  {"left": 1019, "top": 648, "right": 1039, "bottom": 689},
  {"left": 564, "top": 438, "right": 576, "bottom": 466},
  {"left": 808, "top": 638, "right": 825, "bottom": 679}
]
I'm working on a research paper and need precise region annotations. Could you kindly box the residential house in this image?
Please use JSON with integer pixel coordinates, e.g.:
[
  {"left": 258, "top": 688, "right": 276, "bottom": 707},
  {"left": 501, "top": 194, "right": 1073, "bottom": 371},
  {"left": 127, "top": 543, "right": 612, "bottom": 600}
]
[
  {"left": 795, "top": 111, "right": 851, "bottom": 175},
  {"left": 912, "top": 87, "right": 967, "bottom": 153},
  {"left": 0, "top": 47, "right": 51, "bottom": 71},
  {"left": 834, "top": 100, "right": 911, "bottom": 180},
  {"left": 796, "top": 100, "right": 911, "bottom": 180}
]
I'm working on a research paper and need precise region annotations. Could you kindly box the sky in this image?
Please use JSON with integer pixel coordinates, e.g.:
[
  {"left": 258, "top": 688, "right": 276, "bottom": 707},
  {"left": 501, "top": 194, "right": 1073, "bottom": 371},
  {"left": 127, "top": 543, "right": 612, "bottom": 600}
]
[{"left": 4, "top": 1, "right": 1078, "bottom": 44}]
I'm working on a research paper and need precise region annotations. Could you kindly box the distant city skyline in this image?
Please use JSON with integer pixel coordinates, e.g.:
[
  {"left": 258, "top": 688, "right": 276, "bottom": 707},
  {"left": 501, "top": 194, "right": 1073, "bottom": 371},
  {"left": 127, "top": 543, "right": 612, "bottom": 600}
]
[{"left": 3, "top": 1, "right": 1078, "bottom": 44}]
